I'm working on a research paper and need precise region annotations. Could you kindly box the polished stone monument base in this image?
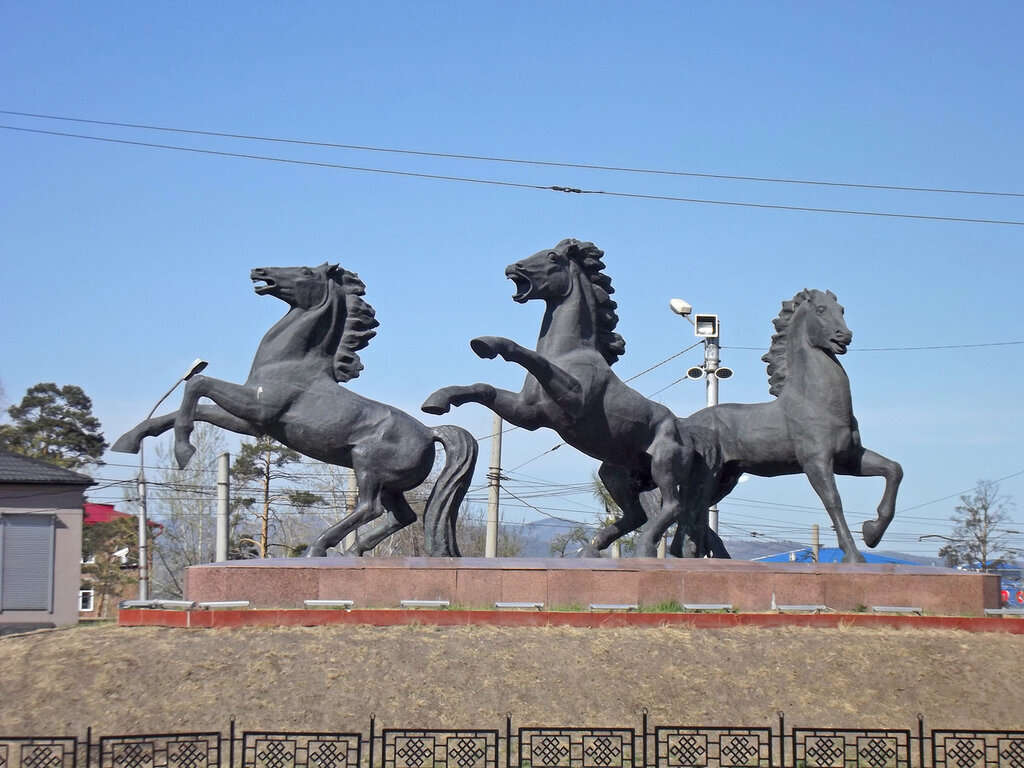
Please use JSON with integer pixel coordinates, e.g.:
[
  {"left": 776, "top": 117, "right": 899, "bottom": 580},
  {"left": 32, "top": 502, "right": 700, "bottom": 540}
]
[{"left": 185, "top": 558, "right": 999, "bottom": 616}]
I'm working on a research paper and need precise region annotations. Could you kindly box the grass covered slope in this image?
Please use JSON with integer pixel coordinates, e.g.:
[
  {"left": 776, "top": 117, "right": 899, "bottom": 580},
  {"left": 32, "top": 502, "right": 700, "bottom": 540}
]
[{"left": 1, "top": 623, "right": 1021, "bottom": 733}]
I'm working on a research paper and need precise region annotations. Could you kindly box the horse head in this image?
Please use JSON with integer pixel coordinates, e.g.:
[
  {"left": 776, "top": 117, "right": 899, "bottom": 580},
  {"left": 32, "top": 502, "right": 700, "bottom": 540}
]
[
  {"left": 797, "top": 289, "right": 853, "bottom": 356},
  {"left": 251, "top": 262, "right": 341, "bottom": 310},
  {"left": 250, "top": 262, "right": 378, "bottom": 383},
  {"left": 505, "top": 239, "right": 624, "bottom": 364},
  {"left": 505, "top": 238, "right": 584, "bottom": 303}
]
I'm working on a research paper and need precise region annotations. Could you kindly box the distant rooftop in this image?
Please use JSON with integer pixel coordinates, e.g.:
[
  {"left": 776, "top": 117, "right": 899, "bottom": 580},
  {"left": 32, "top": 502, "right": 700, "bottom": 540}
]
[
  {"left": 0, "top": 449, "right": 93, "bottom": 486},
  {"left": 84, "top": 502, "right": 130, "bottom": 524},
  {"left": 755, "top": 546, "right": 918, "bottom": 565}
]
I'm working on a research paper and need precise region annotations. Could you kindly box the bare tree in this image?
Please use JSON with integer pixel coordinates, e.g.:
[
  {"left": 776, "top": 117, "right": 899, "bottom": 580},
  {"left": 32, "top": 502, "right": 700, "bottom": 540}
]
[
  {"left": 146, "top": 425, "right": 228, "bottom": 597},
  {"left": 937, "top": 481, "right": 1019, "bottom": 571}
]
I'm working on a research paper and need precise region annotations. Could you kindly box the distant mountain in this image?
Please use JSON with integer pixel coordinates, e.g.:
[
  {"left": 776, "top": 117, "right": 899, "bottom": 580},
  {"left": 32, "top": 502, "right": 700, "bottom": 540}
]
[{"left": 510, "top": 520, "right": 937, "bottom": 565}]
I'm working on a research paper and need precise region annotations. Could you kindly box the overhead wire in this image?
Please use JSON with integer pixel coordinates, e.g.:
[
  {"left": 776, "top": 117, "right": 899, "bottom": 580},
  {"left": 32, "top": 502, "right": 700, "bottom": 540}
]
[
  {"left": 3, "top": 123, "right": 1023, "bottom": 227},
  {"left": 3, "top": 109, "right": 1022, "bottom": 198}
]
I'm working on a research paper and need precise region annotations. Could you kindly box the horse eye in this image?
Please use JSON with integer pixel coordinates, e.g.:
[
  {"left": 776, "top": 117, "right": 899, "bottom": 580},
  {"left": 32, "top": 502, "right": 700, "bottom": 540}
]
[
  {"left": 816, "top": 305, "right": 827, "bottom": 315},
  {"left": 301, "top": 268, "right": 313, "bottom": 276},
  {"left": 547, "top": 252, "right": 559, "bottom": 262}
]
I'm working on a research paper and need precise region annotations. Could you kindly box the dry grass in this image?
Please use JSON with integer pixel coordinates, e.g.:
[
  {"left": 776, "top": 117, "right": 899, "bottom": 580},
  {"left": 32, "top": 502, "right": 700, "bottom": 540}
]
[{"left": 1, "top": 622, "right": 1021, "bottom": 734}]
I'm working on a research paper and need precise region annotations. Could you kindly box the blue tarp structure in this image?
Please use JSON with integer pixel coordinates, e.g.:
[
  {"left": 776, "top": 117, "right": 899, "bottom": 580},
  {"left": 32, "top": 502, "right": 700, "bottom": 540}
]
[{"left": 754, "top": 547, "right": 918, "bottom": 565}]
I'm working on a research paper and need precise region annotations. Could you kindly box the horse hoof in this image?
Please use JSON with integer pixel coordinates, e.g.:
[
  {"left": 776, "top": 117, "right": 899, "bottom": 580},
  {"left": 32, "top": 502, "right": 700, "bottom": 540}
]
[
  {"left": 421, "top": 392, "right": 452, "bottom": 415},
  {"left": 111, "top": 432, "right": 140, "bottom": 454},
  {"left": 579, "top": 543, "right": 601, "bottom": 558},
  {"left": 862, "top": 519, "right": 884, "bottom": 548},
  {"left": 470, "top": 337, "right": 499, "bottom": 359},
  {"left": 174, "top": 444, "right": 197, "bottom": 470}
]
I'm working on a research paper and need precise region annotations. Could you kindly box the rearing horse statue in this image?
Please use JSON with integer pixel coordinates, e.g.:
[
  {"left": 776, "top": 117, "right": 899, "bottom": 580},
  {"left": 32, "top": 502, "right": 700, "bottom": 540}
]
[
  {"left": 649, "top": 289, "right": 903, "bottom": 563},
  {"left": 113, "top": 263, "right": 477, "bottom": 557},
  {"left": 423, "top": 238, "right": 725, "bottom": 558}
]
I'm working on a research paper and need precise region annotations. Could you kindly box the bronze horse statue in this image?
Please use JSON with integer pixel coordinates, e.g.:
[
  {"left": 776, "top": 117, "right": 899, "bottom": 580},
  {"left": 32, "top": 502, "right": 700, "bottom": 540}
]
[
  {"left": 651, "top": 289, "right": 903, "bottom": 562},
  {"left": 423, "top": 238, "right": 726, "bottom": 558},
  {"left": 113, "top": 263, "right": 477, "bottom": 557}
]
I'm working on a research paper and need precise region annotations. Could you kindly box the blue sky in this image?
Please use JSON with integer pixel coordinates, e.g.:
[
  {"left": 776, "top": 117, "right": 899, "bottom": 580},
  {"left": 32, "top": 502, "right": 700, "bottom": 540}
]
[{"left": 2, "top": 3, "right": 1022, "bottom": 558}]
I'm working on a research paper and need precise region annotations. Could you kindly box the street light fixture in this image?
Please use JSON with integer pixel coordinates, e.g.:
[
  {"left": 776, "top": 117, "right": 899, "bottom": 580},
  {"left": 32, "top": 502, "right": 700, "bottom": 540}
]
[{"left": 137, "top": 358, "right": 208, "bottom": 600}]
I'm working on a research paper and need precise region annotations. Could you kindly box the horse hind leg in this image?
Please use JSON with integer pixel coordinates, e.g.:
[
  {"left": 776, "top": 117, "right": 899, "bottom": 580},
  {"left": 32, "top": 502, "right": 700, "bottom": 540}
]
[
  {"left": 586, "top": 463, "right": 649, "bottom": 557},
  {"left": 344, "top": 490, "right": 418, "bottom": 556},
  {"left": 306, "top": 475, "right": 386, "bottom": 557}
]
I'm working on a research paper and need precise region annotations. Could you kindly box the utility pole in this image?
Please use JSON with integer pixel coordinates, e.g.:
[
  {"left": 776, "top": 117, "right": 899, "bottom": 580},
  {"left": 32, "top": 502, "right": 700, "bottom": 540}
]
[
  {"left": 216, "top": 451, "right": 230, "bottom": 562},
  {"left": 137, "top": 469, "right": 148, "bottom": 600},
  {"left": 702, "top": 332, "right": 722, "bottom": 534},
  {"left": 811, "top": 524, "right": 820, "bottom": 563},
  {"left": 486, "top": 413, "right": 502, "bottom": 558}
]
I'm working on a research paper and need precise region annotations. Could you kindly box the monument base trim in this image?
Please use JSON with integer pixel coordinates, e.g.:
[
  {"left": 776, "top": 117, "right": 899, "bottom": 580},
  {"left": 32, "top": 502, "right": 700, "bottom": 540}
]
[{"left": 117, "top": 607, "right": 1024, "bottom": 633}]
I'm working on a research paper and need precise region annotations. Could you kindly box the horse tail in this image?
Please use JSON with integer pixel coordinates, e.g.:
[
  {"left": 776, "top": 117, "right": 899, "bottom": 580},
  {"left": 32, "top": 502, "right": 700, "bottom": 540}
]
[{"left": 423, "top": 425, "right": 479, "bottom": 557}]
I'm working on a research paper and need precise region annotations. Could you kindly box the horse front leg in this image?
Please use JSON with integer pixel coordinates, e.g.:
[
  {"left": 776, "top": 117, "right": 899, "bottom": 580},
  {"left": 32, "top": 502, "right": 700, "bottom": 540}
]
[
  {"left": 173, "top": 376, "right": 278, "bottom": 468},
  {"left": 803, "top": 457, "right": 866, "bottom": 563},
  {"left": 470, "top": 336, "right": 586, "bottom": 418},
  {"left": 112, "top": 404, "right": 262, "bottom": 454},
  {"left": 839, "top": 449, "right": 904, "bottom": 548},
  {"left": 422, "top": 385, "right": 548, "bottom": 431}
]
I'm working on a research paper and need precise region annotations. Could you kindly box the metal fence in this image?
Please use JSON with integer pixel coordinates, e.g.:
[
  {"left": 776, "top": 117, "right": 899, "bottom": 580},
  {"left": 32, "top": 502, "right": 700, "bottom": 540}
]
[{"left": 2, "top": 714, "right": 1022, "bottom": 768}]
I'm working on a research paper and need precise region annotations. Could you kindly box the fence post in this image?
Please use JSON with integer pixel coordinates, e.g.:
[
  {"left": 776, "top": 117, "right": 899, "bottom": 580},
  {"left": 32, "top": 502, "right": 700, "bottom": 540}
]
[
  {"left": 369, "top": 714, "right": 376, "bottom": 768},
  {"left": 505, "top": 713, "right": 513, "bottom": 768},
  {"left": 917, "top": 714, "right": 925, "bottom": 768},
  {"left": 640, "top": 709, "right": 648, "bottom": 768},
  {"left": 776, "top": 712, "right": 785, "bottom": 768},
  {"left": 85, "top": 726, "right": 92, "bottom": 768},
  {"left": 229, "top": 717, "right": 236, "bottom": 768}
]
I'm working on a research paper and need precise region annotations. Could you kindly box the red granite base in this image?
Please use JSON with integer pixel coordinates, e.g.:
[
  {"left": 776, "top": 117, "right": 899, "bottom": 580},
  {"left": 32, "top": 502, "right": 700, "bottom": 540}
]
[{"left": 184, "top": 557, "right": 999, "bottom": 617}]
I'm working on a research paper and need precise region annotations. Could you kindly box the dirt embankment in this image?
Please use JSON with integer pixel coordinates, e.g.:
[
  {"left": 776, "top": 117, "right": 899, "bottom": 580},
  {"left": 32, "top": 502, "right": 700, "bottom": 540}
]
[{"left": 1, "top": 623, "right": 1021, "bottom": 734}]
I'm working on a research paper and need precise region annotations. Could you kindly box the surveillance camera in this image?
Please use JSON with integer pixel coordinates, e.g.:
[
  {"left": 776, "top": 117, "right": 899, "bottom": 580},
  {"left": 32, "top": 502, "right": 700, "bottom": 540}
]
[{"left": 669, "top": 298, "right": 693, "bottom": 316}]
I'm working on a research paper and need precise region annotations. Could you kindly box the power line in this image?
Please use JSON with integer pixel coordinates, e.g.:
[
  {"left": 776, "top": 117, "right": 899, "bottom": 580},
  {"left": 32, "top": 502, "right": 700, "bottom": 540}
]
[
  {"left": 727, "top": 340, "right": 1024, "bottom": 352},
  {"left": 3, "top": 108, "right": 1022, "bottom": 199},
  {"left": 4, "top": 124, "right": 1023, "bottom": 227}
]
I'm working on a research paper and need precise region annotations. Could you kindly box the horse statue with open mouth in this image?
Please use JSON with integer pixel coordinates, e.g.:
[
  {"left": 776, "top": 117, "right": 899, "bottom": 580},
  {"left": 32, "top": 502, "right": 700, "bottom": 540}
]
[
  {"left": 113, "top": 263, "right": 477, "bottom": 557},
  {"left": 423, "top": 238, "right": 726, "bottom": 558},
  {"left": 650, "top": 289, "right": 903, "bottom": 563}
]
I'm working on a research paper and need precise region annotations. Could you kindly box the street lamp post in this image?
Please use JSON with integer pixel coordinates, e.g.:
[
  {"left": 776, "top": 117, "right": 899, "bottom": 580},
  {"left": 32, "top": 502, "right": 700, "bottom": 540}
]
[
  {"left": 669, "top": 299, "right": 732, "bottom": 535},
  {"left": 136, "top": 358, "right": 208, "bottom": 600}
]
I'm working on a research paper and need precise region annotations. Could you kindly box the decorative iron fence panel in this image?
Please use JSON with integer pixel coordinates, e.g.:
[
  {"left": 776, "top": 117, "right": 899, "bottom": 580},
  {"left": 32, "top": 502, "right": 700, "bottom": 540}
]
[
  {"left": 382, "top": 730, "right": 498, "bottom": 768},
  {"left": 518, "top": 729, "right": 634, "bottom": 768},
  {"left": 791, "top": 728, "right": 910, "bottom": 768},
  {"left": 653, "top": 727, "right": 772, "bottom": 768},
  {"left": 931, "top": 730, "right": 1024, "bottom": 768},
  {"left": 241, "top": 733, "right": 361, "bottom": 768},
  {"left": 0, "top": 738, "right": 77, "bottom": 768},
  {"left": 98, "top": 734, "right": 221, "bottom": 768}
]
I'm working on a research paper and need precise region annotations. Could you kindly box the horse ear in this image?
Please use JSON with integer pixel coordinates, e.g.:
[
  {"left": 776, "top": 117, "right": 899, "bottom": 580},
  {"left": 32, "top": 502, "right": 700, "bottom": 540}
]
[{"left": 323, "top": 263, "right": 341, "bottom": 276}]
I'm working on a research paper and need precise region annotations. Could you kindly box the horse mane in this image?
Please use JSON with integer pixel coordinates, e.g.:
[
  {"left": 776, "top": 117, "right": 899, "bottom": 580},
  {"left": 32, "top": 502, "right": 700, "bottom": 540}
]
[
  {"left": 329, "top": 266, "right": 380, "bottom": 383},
  {"left": 559, "top": 239, "right": 625, "bottom": 365},
  {"left": 761, "top": 289, "right": 836, "bottom": 396}
]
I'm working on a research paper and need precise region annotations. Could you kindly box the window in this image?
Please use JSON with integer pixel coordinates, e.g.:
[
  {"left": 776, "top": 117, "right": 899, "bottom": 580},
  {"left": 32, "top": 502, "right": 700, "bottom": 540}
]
[
  {"left": 79, "top": 589, "right": 94, "bottom": 612},
  {"left": 0, "top": 514, "right": 56, "bottom": 611}
]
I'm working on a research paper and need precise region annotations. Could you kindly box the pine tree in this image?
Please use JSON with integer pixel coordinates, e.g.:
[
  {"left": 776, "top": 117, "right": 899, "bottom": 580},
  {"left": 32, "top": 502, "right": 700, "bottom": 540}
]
[{"left": 0, "top": 382, "right": 107, "bottom": 469}]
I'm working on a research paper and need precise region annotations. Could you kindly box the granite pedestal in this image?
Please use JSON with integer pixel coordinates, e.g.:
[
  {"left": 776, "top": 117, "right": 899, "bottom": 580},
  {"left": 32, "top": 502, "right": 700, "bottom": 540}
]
[{"left": 184, "top": 558, "right": 999, "bottom": 616}]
